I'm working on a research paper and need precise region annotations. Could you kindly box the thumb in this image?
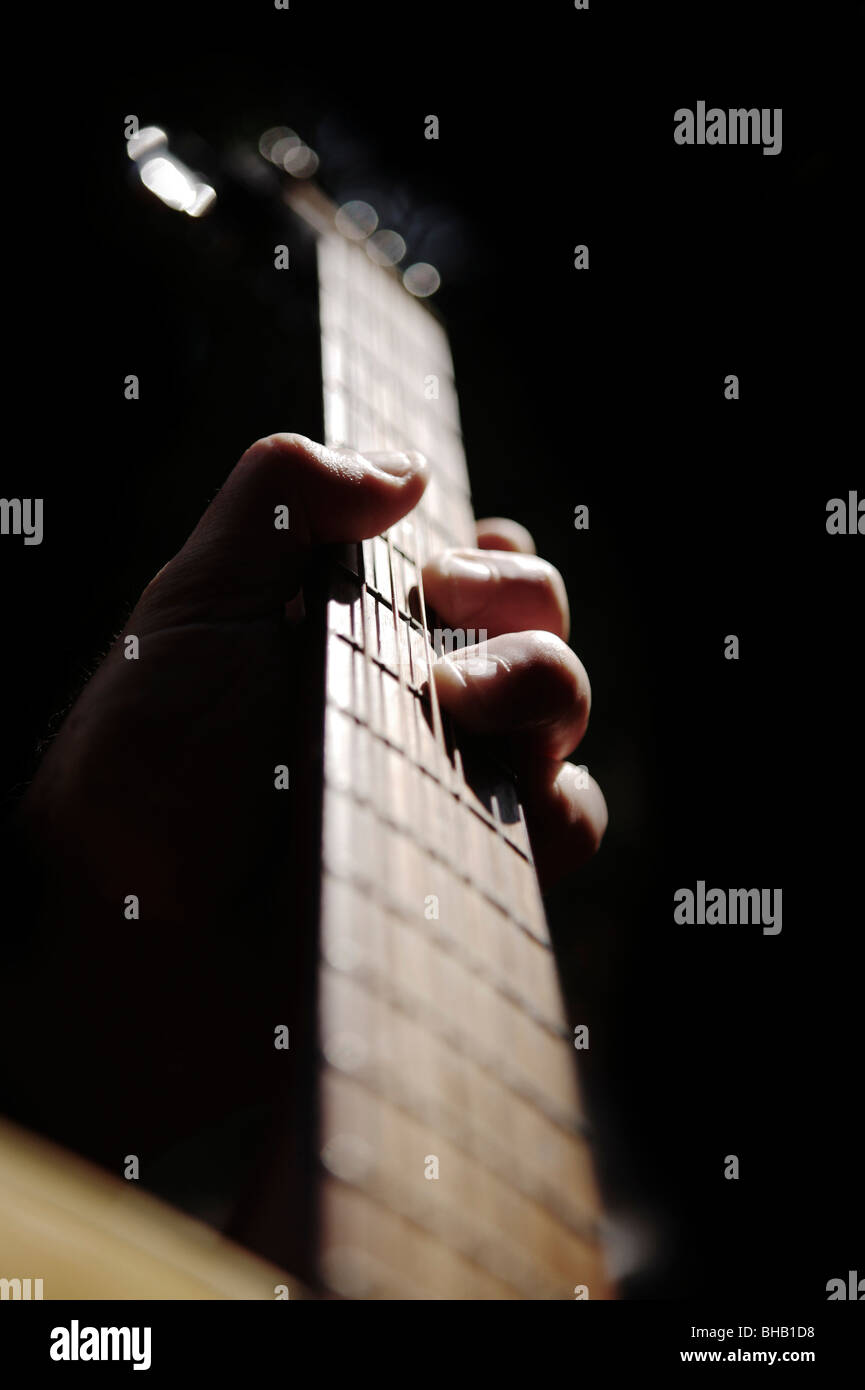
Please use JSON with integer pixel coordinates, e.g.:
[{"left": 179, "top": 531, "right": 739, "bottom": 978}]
[{"left": 133, "top": 433, "right": 427, "bottom": 630}]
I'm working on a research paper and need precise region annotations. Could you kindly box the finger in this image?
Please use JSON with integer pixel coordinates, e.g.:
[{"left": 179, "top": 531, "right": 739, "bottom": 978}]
[
  {"left": 517, "top": 761, "right": 608, "bottom": 886},
  {"left": 136, "top": 434, "right": 427, "bottom": 629},
  {"left": 422, "top": 548, "right": 570, "bottom": 641},
  {"left": 431, "top": 630, "right": 591, "bottom": 761},
  {"left": 475, "top": 516, "right": 536, "bottom": 555}
]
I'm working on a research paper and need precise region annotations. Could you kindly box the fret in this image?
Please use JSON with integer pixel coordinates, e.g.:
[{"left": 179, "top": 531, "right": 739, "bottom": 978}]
[
  {"left": 326, "top": 619, "right": 542, "bottom": 867},
  {"left": 298, "top": 192, "right": 612, "bottom": 1299},
  {"left": 317, "top": 898, "right": 583, "bottom": 1140},
  {"left": 322, "top": 699, "right": 546, "bottom": 939},
  {"left": 317, "top": 980, "right": 600, "bottom": 1252},
  {"left": 319, "top": 1179, "right": 519, "bottom": 1301},
  {"left": 320, "top": 836, "right": 573, "bottom": 1062},
  {"left": 318, "top": 1071, "right": 606, "bottom": 1299}
]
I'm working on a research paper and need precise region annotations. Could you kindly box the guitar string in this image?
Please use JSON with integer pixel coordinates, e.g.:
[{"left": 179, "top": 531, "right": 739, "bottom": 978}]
[
  {"left": 387, "top": 278, "right": 470, "bottom": 1289},
  {"left": 395, "top": 282, "right": 502, "bottom": 1290},
  {"left": 327, "top": 235, "right": 378, "bottom": 1291},
  {"left": 384, "top": 259, "right": 460, "bottom": 1290},
  {"left": 365, "top": 250, "right": 420, "bottom": 1287},
  {"left": 367, "top": 248, "right": 440, "bottom": 1280},
  {"left": 352, "top": 244, "right": 388, "bottom": 1292},
  {"left": 411, "top": 299, "right": 511, "bottom": 1283},
  {"left": 361, "top": 246, "right": 440, "bottom": 1289}
]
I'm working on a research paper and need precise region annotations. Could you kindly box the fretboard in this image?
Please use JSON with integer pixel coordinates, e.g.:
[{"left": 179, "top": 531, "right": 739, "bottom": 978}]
[{"left": 293, "top": 185, "right": 611, "bottom": 1299}]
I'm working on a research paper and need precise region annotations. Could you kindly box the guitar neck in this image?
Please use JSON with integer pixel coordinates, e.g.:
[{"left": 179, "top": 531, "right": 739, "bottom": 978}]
[{"left": 290, "top": 183, "right": 611, "bottom": 1299}]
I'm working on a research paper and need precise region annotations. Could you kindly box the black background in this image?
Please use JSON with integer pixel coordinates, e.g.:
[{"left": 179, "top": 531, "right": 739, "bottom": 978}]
[{"left": 1, "top": 2, "right": 862, "bottom": 1300}]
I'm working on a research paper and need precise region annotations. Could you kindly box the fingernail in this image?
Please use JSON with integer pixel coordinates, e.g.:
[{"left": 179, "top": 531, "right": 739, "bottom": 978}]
[
  {"left": 433, "top": 655, "right": 469, "bottom": 688},
  {"left": 439, "top": 646, "right": 500, "bottom": 679},
  {"left": 442, "top": 552, "right": 493, "bottom": 582},
  {"left": 365, "top": 450, "right": 426, "bottom": 477}
]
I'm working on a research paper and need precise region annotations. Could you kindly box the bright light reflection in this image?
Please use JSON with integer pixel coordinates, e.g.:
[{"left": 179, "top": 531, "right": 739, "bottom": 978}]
[
  {"left": 334, "top": 200, "right": 379, "bottom": 240},
  {"left": 258, "top": 127, "right": 319, "bottom": 178},
  {"left": 259, "top": 126, "right": 296, "bottom": 161},
  {"left": 403, "top": 262, "right": 441, "bottom": 297},
  {"left": 126, "top": 126, "right": 168, "bottom": 162},
  {"left": 138, "top": 155, "right": 215, "bottom": 217},
  {"left": 187, "top": 184, "right": 217, "bottom": 217},
  {"left": 139, "top": 156, "right": 198, "bottom": 211},
  {"left": 271, "top": 134, "right": 301, "bottom": 165},
  {"left": 283, "top": 144, "right": 319, "bottom": 177},
  {"left": 365, "top": 229, "right": 407, "bottom": 266}
]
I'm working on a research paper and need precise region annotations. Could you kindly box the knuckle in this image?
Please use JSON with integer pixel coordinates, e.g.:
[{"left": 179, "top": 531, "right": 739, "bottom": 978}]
[{"left": 238, "top": 432, "right": 315, "bottom": 475}]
